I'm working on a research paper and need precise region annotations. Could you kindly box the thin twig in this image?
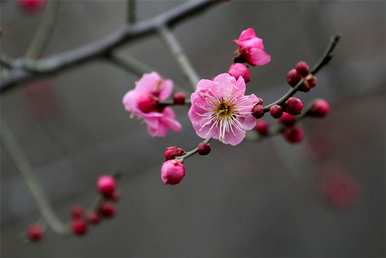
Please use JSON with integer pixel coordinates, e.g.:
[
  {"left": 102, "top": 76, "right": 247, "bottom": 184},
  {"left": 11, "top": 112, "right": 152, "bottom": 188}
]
[
  {"left": 127, "top": 0, "right": 136, "bottom": 24},
  {"left": 158, "top": 25, "right": 200, "bottom": 88},
  {"left": 0, "top": 119, "right": 69, "bottom": 234},
  {"left": 263, "top": 35, "right": 340, "bottom": 112},
  {"left": 25, "top": 0, "right": 60, "bottom": 59},
  {"left": 177, "top": 138, "right": 211, "bottom": 161},
  {"left": 0, "top": 0, "right": 224, "bottom": 93}
]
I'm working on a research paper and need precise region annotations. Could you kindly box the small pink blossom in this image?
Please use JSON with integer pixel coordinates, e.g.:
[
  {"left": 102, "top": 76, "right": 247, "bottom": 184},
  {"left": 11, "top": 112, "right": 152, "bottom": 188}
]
[
  {"left": 161, "top": 160, "right": 185, "bottom": 185},
  {"left": 122, "top": 72, "right": 182, "bottom": 137},
  {"left": 234, "top": 27, "right": 271, "bottom": 66},
  {"left": 228, "top": 63, "right": 251, "bottom": 83},
  {"left": 188, "top": 73, "right": 259, "bottom": 145}
]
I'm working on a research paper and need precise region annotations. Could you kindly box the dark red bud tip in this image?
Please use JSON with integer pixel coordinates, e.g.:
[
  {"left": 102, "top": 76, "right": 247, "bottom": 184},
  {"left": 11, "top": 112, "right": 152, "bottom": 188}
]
[
  {"left": 302, "top": 74, "right": 317, "bottom": 92},
  {"left": 197, "top": 143, "right": 211, "bottom": 155},
  {"left": 98, "top": 202, "right": 116, "bottom": 218},
  {"left": 70, "top": 205, "right": 85, "bottom": 220},
  {"left": 282, "top": 126, "right": 304, "bottom": 144},
  {"left": 173, "top": 92, "right": 186, "bottom": 105},
  {"left": 287, "top": 69, "right": 301, "bottom": 87},
  {"left": 87, "top": 212, "right": 101, "bottom": 225},
  {"left": 279, "top": 112, "right": 296, "bottom": 126},
  {"left": 269, "top": 104, "right": 283, "bottom": 118},
  {"left": 137, "top": 94, "right": 158, "bottom": 113},
  {"left": 252, "top": 104, "right": 264, "bottom": 119},
  {"left": 26, "top": 224, "right": 44, "bottom": 242},
  {"left": 285, "top": 97, "right": 304, "bottom": 115},
  {"left": 295, "top": 61, "right": 310, "bottom": 77},
  {"left": 255, "top": 120, "right": 269, "bottom": 136},
  {"left": 164, "top": 146, "right": 185, "bottom": 160},
  {"left": 71, "top": 219, "right": 88, "bottom": 236},
  {"left": 309, "top": 99, "right": 330, "bottom": 118}
]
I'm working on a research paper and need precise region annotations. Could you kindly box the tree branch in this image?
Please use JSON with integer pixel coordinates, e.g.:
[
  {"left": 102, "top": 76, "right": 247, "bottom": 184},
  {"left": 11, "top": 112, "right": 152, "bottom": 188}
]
[
  {"left": 0, "top": 0, "right": 224, "bottom": 94},
  {"left": 158, "top": 25, "right": 200, "bottom": 88},
  {"left": 263, "top": 35, "right": 340, "bottom": 112}
]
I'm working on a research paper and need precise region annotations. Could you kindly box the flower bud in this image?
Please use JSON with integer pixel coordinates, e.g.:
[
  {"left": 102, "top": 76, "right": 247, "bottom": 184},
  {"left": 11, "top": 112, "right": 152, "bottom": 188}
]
[
  {"left": 71, "top": 218, "right": 88, "bottom": 236},
  {"left": 252, "top": 104, "right": 264, "bottom": 119},
  {"left": 137, "top": 94, "right": 158, "bottom": 113},
  {"left": 70, "top": 205, "right": 85, "bottom": 220},
  {"left": 173, "top": 92, "right": 186, "bottom": 105},
  {"left": 309, "top": 99, "right": 330, "bottom": 118},
  {"left": 287, "top": 69, "right": 301, "bottom": 87},
  {"left": 279, "top": 112, "right": 296, "bottom": 126},
  {"left": 17, "top": 0, "right": 45, "bottom": 13},
  {"left": 269, "top": 104, "right": 283, "bottom": 118},
  {"left": 98, "top": 202, "right": 116, "bottom": 218},
  {"left": 163, "top": 146, "right": 185, "bottom": 160},
  {"left": 87, "top": 212, "right": 101, "bottom": 225},
  {"left": 161, "top": 160, "right": 185, "bottom": 185},
  {"left": 303, "top": 74, "right": 317, "bottom": 91},
  {"left": 26, "top": 224, "right": 44, "bottom": 242},
  {"left": 295, "top": 61, "right": 310, "bottom": 77},
  {"left": 228, "top": 63, "right": 251, "bottom": 83},
  {"left": 97, "top": 175, "right": 116, "bottom": 197},
  {"left": 285, "top": 97, "right": 304, "bottom": 115},
  {"left": 197, "top": 143, "right": 211, "bottom": 155},
  {"left": 282, "top": 126, "right": 304, "bottom": 144},
  {"left": 255, "top": 120, "right": 269, "bottom": 136}
]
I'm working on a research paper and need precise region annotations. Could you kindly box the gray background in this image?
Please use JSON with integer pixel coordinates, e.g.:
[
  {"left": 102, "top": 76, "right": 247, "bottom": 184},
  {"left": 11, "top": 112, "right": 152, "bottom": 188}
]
[{"left": 0, "top": 0, "right": 385, "bottom": 257}]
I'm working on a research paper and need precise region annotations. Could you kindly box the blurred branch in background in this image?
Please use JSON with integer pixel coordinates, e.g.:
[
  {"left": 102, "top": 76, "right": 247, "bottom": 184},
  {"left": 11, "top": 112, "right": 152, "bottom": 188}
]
[
  {"left": 25, "top": 0, "right": 60, "bottom": 59},
  {"left": 0, "top": 0, "right": 224, "bottom": 93},
  {"left": 0, "top": 119, "right": 68, "bottom": 234}
]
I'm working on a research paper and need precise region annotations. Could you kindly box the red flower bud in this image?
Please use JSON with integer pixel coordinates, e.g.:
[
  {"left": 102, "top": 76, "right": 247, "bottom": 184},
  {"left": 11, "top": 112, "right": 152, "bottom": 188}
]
[
  {"left": 252, "top": 104, "right": 264, "bottom": 119},
  {"left": 71, "top": 218, "right": 88, "bottom": 236},
  {"left": 287, "top": 69, "right": 301, "bottom": 87},
  {"left": 282, "top": 126, "right": 304, "bottom": 144},
  {"left": 285, "top": 97, "right": 304, "bottom": 115},
  {"left": 70, "top": 205, "right": 85, "bottom": 220},
  {"left": 97, "top": 175, "right": 116, "bottom": 197},
  {"left": 163, "top": 146, "right": 185, "bottom": 160},
  {"left": 255, "top": 120, "right": 269, "bottom": 136},
  {"left": 279, "top": 112, "right": 296, "bottom": 126},
  {"left": 98, "top": 202, "right": 116, "bottom": 218},
  {"left": 173, "top": 92, "right": 186, "bottom": 105},
  {"left": 295, "top": 61, "right": 310, "bottom": 77},
  {"left": 309, "top": 99, "right": 330, "bottom": 118},
  {"left": 269, "top": 104, "right": 283, "bottom": 118},
  {"left": 197, "top": 143, "right": 211, "bottom": 155},
  {"left": 26, "top": 224, "right": 44, "bottom": 242},
  {"left": 87, "top": 212, "right": 101, "bottom": 225},
  {"left": 17, "top": 0, "right": 46, "bottom": 13}
]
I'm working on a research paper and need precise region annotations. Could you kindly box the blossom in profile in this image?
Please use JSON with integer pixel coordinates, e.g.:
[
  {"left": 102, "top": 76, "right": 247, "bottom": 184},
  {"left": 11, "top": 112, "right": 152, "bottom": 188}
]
[
  {"left": 122, "top": 72, "right": 182, "bottom": 137},
  {"left": 188, "top": 73, "right": 259, "bottom": 145},
  {"left": 234, "top": 27, "right": 271, "bottom": 66}
]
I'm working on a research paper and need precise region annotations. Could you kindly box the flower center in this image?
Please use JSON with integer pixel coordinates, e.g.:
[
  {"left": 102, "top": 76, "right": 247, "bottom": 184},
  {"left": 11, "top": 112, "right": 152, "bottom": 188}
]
[{"left": 216, "top": 101, "right": 234, "bottom": 118}]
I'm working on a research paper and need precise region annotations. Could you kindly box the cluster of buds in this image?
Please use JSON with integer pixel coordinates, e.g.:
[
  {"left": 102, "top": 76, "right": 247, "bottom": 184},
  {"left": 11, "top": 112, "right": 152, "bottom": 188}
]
[
  {"left": 26, "top": 174, "right": 120, "bottom": 242},
  {"left": 161, "top": 143, "right": 211, "bottom": 185},
  {"left": 251, "top": 61, "right": 330, "bottom": 144}
]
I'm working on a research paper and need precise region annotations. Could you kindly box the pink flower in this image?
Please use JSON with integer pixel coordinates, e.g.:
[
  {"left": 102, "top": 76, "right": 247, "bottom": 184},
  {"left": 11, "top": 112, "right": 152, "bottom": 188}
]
[
  {"left": 122, "top": 72, "right": 182, "bottom": 137},
  {"left": 188, "top": 73, "right": 259, "bottom": 145},
  {"left": 234, "top": 27, "right": 271, "bottom": 66},
  {"left": 161, "top": 160, "right": 185, "bottom": 185}
]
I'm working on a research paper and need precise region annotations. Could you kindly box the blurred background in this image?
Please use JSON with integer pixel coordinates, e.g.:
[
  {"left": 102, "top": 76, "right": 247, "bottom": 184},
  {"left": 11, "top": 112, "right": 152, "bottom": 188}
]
[{"left": 0, "top": 0, "right": 385, "bottom": 257}]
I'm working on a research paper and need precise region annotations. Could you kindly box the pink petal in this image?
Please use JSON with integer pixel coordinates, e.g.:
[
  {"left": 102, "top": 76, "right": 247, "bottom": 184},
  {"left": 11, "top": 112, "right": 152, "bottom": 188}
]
[
  {"left": 247, "top": 48, "right": 271, "bottom": 66},
  {"left": 238, "top": 27, "right": 256, "bottom": 41},
  {"left": 135, "top": 72, "right": 161, "bottom": 94},
  {"left": 158, "top": 79, "right": 173, "bottom": 101},
  {"left": 221, "top": 126, "right": 246, "bottom": 146}
]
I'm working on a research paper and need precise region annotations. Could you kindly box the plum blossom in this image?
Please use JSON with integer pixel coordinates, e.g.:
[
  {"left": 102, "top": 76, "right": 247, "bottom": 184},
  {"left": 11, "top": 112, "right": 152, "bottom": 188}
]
[
  {"left": 188, "top": 73, "right": 259, "bottom": 145},
  {"left": 234, "top": 27, "right": 271, "bottom": 66},
  {"left": 122, "top": 72, "right": 182, "bottom": 137}
]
